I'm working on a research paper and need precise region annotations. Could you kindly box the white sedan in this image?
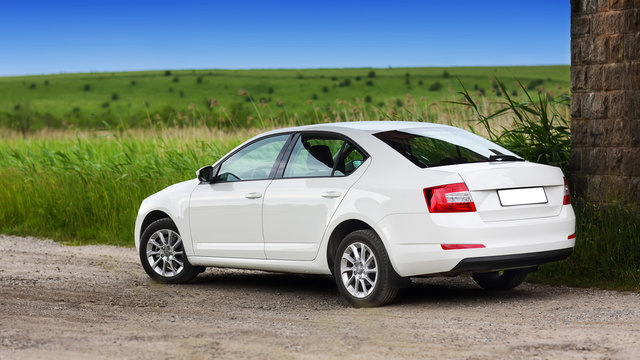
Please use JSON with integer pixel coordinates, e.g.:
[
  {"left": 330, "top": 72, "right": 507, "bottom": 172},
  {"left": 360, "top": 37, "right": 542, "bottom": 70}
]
[{"left": 135, "top": 121, "right": 575, "bottom": 307}]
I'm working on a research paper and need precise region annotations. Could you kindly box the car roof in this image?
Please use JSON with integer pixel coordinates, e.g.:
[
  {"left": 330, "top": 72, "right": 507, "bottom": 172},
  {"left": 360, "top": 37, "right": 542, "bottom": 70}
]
[{"left": 262, "top": 121, "right": 455, "bottom": 136}]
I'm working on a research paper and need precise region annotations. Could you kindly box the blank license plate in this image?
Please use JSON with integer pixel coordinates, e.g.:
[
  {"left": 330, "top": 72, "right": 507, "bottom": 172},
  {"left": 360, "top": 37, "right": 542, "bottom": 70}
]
[{"left": 497, "top": 187, "right": 547, "bottom": 206}]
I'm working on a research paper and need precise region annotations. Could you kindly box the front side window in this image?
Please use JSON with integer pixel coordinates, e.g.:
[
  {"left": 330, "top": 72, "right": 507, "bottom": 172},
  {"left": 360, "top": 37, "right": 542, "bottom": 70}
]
[
  {"left": 283, "top": 134, "right": 366, "bottom": 178},
  {"left": 374, "top": 127, "right": 520, "bottom": 168},
  {"left": 216, "top": 134, "right": 289, "bottom": 182}
]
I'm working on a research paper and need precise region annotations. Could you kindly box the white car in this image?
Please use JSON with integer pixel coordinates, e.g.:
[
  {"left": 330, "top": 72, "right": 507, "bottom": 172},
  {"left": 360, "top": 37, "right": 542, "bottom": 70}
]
[{"left": 135, "top": 121, "right": 575, "bottom": 307}]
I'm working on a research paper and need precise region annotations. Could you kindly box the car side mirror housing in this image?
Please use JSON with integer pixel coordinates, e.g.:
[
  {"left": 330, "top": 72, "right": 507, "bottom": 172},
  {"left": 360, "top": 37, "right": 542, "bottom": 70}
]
[{"left": 196, "top": 165, "right": 215, "bottom": 183}]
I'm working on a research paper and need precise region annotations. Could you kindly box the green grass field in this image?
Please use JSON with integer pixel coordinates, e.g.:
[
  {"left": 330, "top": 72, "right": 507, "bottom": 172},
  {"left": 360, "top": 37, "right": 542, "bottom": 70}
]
[
  {"left": 0, "top": 66, "right": 569, "bottom": 130},
  {"left": 1, "top": 65, "right": 637, "bottom": 291}
]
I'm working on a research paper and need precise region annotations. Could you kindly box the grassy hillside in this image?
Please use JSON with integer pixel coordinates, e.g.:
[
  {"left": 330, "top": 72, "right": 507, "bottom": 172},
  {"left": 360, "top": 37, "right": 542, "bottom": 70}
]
[{"left": 0, "top": 66, "right": 569, "bottom": 130}]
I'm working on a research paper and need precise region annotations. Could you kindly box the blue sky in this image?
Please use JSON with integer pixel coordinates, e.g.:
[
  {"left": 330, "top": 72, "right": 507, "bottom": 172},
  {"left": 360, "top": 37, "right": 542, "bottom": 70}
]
[{"left": 0, "top": 1, "right": 570, "bottom": 76}]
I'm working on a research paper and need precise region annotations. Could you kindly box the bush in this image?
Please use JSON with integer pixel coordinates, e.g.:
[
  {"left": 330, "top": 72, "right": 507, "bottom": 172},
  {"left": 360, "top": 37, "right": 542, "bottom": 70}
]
[
  {"left": 355, "top": 76, "right": 361, "bottom": 81},
  {"left": 111, "top": 93, "right": 119, "bottom": 101},
  {"left": 164, "top": 70, "right": 172, "bottom": 76},
  {"left": 311, "top": 93, "right": 318, "bottom": 100},
  {"left": 130, "top": 80, "right": 137, "bottom": 86},
  {"left": 418, "top": 80, "right": 423, "bottom": 86},
  {"left": 101, "top": 102, "right": 110, "bottom": 108},
  {"left": 442, "top": 70, "right": 450, "bottom": 78},
  {"left": 196, "top": 76, "right": 203, "bottom": 84},
  {"left": 172, "top": 77, "right": 179, "bottom": 83},
  {"left": 268, "top": 87, "right": 274, "bottom": 94},
  {"left": 44, "top": 80, "right": 49, "bottom": 86},
  {"left": 364, "top": 95, "right": 372, "bottom": 103},
  {"left": 428, "top": 81, "right": 442, "bottom": 91},
  {"left": 179, "top": 90, "right": 184, "bottom": 97},
  {"left": 321, "top": 86, "right": 328, "bottom": 93},
  {"left": 526, "top": 78, "right": 544, "bottom": 89},
  {"left": 366, "top": 80, "right": 374, "bottom": 86},
  {"left": 339, "top": 79, "right": 351, "bottom": 87},
  {"left": 83, "top": 84, "right": 91, "bottom": 91},
  {"left": 368, "top": 71, "right": 376, "bottom": 78},
  {"left": 28, "top": 83, "right": 36, "bottom": 90}
]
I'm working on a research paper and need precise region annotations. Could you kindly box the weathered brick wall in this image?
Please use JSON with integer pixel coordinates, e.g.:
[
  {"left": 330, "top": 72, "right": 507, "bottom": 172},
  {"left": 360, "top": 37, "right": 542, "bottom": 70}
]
[{"left": 571, "top": 0, "right": 640, "bottom": 201}]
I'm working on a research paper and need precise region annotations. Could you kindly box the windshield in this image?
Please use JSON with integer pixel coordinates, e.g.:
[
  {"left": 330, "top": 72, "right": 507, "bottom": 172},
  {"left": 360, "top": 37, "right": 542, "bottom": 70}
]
[{"left": 373, "top": 127, "right": 520, "bottom": 168}]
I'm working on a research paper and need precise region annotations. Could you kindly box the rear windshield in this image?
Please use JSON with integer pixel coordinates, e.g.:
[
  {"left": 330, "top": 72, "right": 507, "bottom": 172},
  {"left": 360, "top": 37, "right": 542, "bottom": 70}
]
[{"left": 373, "top": 127, "right": 520, "bottom": 168}]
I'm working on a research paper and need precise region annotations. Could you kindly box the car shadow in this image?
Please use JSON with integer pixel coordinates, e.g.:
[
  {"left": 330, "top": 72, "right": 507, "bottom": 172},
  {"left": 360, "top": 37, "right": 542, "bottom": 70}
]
[{"left": 187, "top": 270, "right": 554, "bottom": 307}]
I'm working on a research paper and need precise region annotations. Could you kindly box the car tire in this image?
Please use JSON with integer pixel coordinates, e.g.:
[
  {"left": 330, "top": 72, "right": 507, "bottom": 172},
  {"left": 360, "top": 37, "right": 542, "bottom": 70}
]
[
  {"left": 471, "top": 269, "right": 529, "bottom": 290},
  {"left": 333, "top": 230, "right": 398, "bottom": 307},
  {"left": 139, "top": 218, "right": 200, "bottom": 284}
]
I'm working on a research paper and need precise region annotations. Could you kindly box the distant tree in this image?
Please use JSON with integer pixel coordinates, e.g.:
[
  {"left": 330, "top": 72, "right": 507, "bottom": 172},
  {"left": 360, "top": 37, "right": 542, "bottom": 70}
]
[
  {"left": 173, "top": 76, "right": 179, "bottom": 83},
  {"left": 364, "top": 95, "right": 372, "bottom": 103},
  {"left": 355, "top": 76, "right": 361, "bottom": 81},
  {"left": 28, "top": 82, "right": 36, "bottom": 89},
  {"left": 366, "top": 80, "right": 374, "bottom": 86},
  {"left": 311, "top": 93, "right": 318, "bottom": 100},
  {"left": 111, "top": 93, "right": 119, "bottom": 100},
  {"left": 101, "top": 102, "right": 110, "bottom": 108},
  {"left": 428, "top": 81, "right": 442, "bottom": 91},
  {"left": 179, "top": 90, "right": 184, "bottom": 97},
  {"left": 368, "top": 71, "right": 376, "bottom": 78},
  {"left": 197, "top": 76, "right": 203, "bottom": 84},
  {"left": 83, "top": 84, "right": 91, "bottom": 91},
  {"left": 405, "top": 78, "right": 410, "bottom": 85},
  {"left": 339, "top": 79, "right": 351, "bottom": 87},
  {"left": 44, "top": 80, "right": 49, "bottom": 86},
  {"left": 130, "top": 80, "right": 137, "bottom": 86},
  {"left": 418, "top": 80, "right": 423, "bottom": 85},
  {"left": 331, "top": 76, "right": 338, "bottom": 81},
  {"left": 164, "top": 70, "right": 172, "bottom": 76},
  {"left": 268, "top": 87, "right": 275, "bottom": 94},
  {"left": 442, "top": 70, "right": 450, "bottom": 78},
  {"left": 297, "top": 74, "right": 303, "bottom": 79},
  {"left": 322, "top": 86, "right": 329, "bottom": 93}
]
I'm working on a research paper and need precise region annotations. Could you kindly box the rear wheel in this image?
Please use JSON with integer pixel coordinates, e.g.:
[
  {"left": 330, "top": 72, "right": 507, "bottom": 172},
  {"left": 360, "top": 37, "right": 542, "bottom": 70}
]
[
  {"left": 472, "top": 269, "right": 529, "bottom": 290},
  {"left": 333, "top": 230, "right": 398, "bottom": 307},
  {"left": 139, "top": 218, "right": 201, "bottom": 284}
]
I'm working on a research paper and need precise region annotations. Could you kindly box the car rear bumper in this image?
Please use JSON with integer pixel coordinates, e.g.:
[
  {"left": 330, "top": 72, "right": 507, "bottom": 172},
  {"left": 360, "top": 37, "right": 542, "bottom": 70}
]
[
  {"left": 376, "top": 205, "right": 576, "bottom": 277},
  {"left": 448, "top": 247, "right": 573, "bottom": 273}
]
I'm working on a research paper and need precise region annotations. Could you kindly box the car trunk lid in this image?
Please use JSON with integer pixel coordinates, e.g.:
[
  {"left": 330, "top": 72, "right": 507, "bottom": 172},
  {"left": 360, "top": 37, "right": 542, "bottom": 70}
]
[{"left": 436, "top": 161, "right": 565, "bottom": 222}]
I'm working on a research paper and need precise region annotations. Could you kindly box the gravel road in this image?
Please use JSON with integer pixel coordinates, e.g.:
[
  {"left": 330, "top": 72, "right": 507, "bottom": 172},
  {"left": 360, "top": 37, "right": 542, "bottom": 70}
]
[{"left": 1, "top": 234, "right": 639, "bottom": 360}]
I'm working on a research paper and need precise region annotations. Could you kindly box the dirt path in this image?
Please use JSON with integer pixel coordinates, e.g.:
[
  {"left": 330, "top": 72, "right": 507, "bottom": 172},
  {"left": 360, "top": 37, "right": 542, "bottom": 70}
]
[{"left": 1, "top": 234, "right": 639, "bottom": 360}]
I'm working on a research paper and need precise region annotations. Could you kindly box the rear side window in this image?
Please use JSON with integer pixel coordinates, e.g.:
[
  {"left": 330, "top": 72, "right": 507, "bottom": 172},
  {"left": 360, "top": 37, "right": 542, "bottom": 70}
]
[
  {"left": 374, "top": 128, "right": 519, "bottom": 168},
  {"left": 283, "top": 134, "right": 366, "bottom": 178}
]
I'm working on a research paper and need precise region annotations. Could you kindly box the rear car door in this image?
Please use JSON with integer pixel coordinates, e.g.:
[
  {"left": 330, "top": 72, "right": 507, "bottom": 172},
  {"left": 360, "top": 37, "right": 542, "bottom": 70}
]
[{"left": 262, "top": 132, "right": 369, "bottom": 260}]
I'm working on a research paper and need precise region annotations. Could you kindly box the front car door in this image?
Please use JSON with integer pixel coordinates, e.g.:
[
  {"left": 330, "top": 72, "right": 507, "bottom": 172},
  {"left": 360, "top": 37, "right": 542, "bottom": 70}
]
[
  {"left": 262, "top": 132, "right": 369, "bottom": 260},
  {"left": 189, "top": 134, "right": 291, "bottom": 259}
]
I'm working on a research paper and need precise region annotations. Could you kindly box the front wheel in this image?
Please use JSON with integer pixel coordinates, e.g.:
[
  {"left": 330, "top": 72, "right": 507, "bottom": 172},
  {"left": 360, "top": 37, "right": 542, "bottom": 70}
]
[
  {"left": 472, "top": 269, "right": 529, "bottom": 290},
  {"left": 333, "top": 230, "right": 398, "bottom": 307},
  {"left": 139, "top": 218, "right": 201, "bottom": 284}
]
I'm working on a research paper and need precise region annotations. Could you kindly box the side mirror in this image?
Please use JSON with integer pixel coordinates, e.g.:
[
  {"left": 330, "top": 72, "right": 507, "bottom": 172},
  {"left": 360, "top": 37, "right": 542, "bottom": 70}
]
[{"left": 196, "top": 165, "right": 215, "bottom": 183}]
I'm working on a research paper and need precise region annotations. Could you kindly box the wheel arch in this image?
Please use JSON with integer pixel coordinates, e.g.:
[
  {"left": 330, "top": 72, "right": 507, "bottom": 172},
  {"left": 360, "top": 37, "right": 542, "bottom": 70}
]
[
  {"left": 326, "top": 219, "right": 375, "bottom": 274},
  {"left": 140, "top": 210, "right": 174, "bottom": 238}
]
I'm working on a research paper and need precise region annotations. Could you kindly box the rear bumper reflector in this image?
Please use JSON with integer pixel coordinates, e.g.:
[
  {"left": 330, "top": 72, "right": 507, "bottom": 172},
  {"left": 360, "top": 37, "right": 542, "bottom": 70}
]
[
  {"left": 568, "top": 233, "right": 576, "bottom": 239},
  {"left": 441, "top": 244, "right": 486, "bottom": 250}
]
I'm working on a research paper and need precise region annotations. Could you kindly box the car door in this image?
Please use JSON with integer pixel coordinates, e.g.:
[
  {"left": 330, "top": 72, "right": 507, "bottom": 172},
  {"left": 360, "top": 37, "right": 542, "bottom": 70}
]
[
  {"left": 262, "top": 132, "right": 369, "bottom": 260},
  {"left": 189, "top": 134, "right": 291, "bottom": 259}
]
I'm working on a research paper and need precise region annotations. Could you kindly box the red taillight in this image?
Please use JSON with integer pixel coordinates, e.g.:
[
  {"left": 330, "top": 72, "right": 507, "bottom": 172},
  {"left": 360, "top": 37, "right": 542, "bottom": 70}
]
[
  {"left": 441, "top": 244, "right": 486, "bottom": 250},
  {"left": 424, "top": 182, "right": 476, "bottom": 213},
  {"left": 568, "top": 233, "right": 576, "bottom": 239},
  {"left": 563, "top": 177, "right": 571, "bottom": 205}
]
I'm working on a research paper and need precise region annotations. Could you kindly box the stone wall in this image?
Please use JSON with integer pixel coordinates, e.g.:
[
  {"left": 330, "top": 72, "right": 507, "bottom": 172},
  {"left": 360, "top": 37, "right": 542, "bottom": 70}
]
[{"left": 570, "top": 0, "right": 640, "bottom": 201}]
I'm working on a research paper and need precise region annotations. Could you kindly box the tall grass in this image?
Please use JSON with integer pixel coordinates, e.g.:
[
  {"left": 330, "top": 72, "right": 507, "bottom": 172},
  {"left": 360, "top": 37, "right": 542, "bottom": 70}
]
[
  {"left": 453, "top": 81, "right": 639, "bottom": 290},
  {"left": 0, "top": 128, "right": 253, "bottom": 245}
]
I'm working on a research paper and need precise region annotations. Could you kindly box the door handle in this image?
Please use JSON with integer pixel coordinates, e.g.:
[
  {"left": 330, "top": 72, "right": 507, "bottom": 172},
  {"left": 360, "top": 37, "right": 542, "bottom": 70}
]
[
  {"left": 321, "top": 191, "right": 342, "bottom": 199},
  {"left": 244, "top": 192, "right": 263, "bottom": 199}
]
